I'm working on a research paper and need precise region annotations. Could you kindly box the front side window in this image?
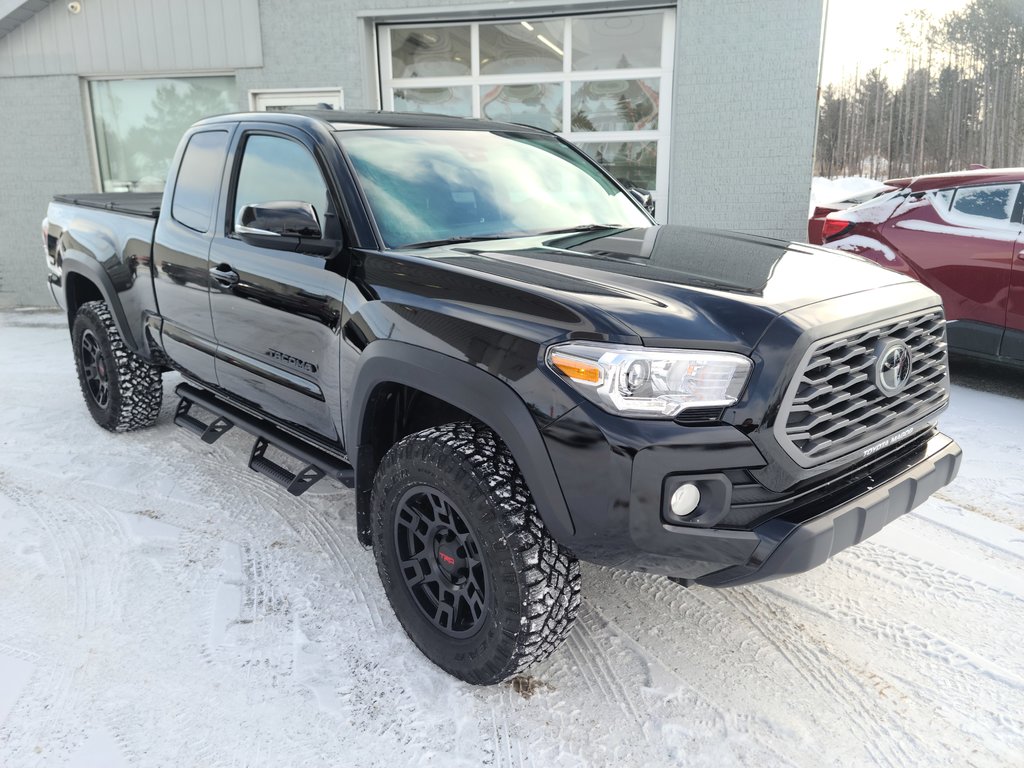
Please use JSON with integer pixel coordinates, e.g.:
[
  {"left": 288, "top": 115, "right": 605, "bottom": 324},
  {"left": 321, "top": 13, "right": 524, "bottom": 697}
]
[
  {"left": 338, "top": 128, "right": 650, "bottom": 248},
  {"left": 233, "top": 135, "right": 330, "bottom": 236},
  {"left": 89, "top": 76, "right": 235, "bottom": 192}
]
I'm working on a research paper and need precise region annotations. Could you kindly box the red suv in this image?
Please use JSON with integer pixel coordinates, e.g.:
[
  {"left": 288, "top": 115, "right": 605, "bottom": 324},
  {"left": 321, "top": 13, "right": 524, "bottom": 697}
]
[{"left": 821, "top": 168, "right": 1024, "bottom": 365}]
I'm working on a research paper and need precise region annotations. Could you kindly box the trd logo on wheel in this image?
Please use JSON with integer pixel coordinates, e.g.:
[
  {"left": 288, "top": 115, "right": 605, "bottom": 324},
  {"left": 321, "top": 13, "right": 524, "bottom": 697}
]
[{"left": 439, "top": 552, "right": 456, "bottom": 566}]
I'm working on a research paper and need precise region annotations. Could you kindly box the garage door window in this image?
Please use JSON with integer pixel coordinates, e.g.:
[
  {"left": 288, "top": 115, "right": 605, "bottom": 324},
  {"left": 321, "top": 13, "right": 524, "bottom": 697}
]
[{"left": 378, "top": 10, "right": 674, "bottom": 212}]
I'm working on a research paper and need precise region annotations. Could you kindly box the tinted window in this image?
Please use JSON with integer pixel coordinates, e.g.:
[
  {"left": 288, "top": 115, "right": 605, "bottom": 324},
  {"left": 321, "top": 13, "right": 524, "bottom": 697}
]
[
  {"left": 950, "top": 184, "right": 1019, "bottom": 223},
  {"left": 234, "top": 135, "right": 330, "bottom": 237},
  {"left": 171, "top": 130, "right": 230, "bottom": 233}
]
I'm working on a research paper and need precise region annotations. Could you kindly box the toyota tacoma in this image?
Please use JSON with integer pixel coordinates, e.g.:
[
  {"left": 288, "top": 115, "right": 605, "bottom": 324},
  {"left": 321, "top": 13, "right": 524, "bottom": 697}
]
[{"left": 43, "top": 110, "right": 962, "bottom": 684}]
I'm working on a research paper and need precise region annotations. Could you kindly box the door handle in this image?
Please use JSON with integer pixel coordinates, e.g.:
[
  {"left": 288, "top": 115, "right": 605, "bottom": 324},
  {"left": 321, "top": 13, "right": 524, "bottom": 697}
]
[{"left": 209, "top": 264, "right": 239, "bottom": 287}]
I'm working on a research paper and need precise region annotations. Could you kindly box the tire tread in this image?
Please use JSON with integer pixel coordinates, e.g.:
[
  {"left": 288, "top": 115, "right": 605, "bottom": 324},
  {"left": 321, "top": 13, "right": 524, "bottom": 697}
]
[
  {"left": 372, "top": 421, "right": 581, "bottom": 683},
  {"left": 73, "top": 300, "right": 162, "bottom": 432}
]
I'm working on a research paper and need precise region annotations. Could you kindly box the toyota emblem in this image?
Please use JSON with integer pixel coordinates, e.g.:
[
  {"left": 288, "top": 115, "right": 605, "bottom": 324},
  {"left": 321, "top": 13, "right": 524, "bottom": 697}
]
[{"left": 873, "top": 340, "right": 913, "bottom": 396}]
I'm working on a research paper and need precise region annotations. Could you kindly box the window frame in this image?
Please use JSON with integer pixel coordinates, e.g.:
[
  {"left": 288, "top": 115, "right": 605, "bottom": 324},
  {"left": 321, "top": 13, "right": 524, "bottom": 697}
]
[
  {"left": 376, "top": 9, "right": 676, "bottom": 211},
  {"left": 224, "top": 127, "right": 339, "bottom": 242}
]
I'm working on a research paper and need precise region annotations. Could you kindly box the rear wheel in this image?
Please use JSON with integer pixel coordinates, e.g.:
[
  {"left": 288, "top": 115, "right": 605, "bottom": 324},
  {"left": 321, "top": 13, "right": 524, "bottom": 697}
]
[
  {"left": 371, "top": 421, "right": 581, "bottom": 684},
  {"left": 72, "top": 301, "right": 163, "bottom": 431}
]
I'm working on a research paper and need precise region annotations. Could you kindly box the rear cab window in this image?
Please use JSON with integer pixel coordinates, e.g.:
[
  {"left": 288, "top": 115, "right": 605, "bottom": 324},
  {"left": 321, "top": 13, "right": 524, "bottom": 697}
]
[{"left": 171, "top": 130, "right": 231, "bottom": 233}]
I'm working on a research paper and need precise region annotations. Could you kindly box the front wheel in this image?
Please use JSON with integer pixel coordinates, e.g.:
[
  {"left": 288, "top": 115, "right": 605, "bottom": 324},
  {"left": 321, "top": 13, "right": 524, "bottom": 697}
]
[
  {"left": 72, "top": 300, "right": 163, "bottom": 432},
  {"left": 371, "top": 421, "right": 581, "bottom": 684}
]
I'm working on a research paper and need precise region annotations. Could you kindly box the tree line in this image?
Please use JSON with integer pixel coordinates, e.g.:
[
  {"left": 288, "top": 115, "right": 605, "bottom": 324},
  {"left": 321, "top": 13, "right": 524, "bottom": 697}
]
[{"left": 815, "top": 0, "right": 1024, "bottom": 179}]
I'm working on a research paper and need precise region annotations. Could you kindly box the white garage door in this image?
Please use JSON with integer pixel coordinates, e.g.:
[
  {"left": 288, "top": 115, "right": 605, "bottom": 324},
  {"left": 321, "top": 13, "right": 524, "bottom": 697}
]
[{"left": 378, "top": 9, "right": 675, "bottom": 212}]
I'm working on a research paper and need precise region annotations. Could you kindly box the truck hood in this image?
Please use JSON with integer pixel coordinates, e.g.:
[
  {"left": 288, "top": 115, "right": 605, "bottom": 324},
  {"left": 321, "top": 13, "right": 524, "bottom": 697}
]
[{"left": 418, "top": 225, "right": 915, "bottom": 352}]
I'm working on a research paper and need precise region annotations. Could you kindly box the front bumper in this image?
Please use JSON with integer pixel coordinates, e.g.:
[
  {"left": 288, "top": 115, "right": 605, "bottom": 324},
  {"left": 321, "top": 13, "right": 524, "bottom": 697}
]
[
  {"left": 696, "top": 432, "right": 961, "bottom": 586},
  {"left": 540, "top": 402, "right": 961, "bottom": 584}
]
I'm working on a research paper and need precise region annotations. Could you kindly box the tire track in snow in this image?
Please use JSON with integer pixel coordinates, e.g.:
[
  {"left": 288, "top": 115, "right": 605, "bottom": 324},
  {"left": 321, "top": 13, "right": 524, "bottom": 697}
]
[
  {"left": 268, "top": 499, "right": 386, "bottom": 632},
  {"left": 0, "top": 467, "right": 273, "bottom": 767},
  {"left": 560, "top": 584, "right": 797, "bottom": 768},
  {"left": 846, "top": 540, "right": 1024, "bottom": 602},
  {"left": 588, "top": 568, "right": 918, "bottom": 768},
  {"left": 833, "top": 544, "right": 1024, "bottom": 677},
  {"left": 563, "top": 601, "right": 647, "bottom": 726},
  {"left": 763, "top": 581, "right": 1024, "bottom": 760},
  {"left": 0, "top": 478, "right": 134, "bottom": 767},
  {"left": 489, "top": 705, "right": 526, "bottom": 768},
  {"left": 720, "top": 585, "right": 923, "bottom": 768}
]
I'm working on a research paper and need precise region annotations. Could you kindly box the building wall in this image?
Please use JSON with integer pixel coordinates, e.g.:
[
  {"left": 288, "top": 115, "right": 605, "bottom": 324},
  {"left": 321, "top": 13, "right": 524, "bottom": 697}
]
[
  {"left": 0, "top": 0, "right": 262, "bottom": 76},
  {"left": 0, "top": 75, "right": 94, "bottom": 307},
  {"left": 668, "top": 0, "right": 824, "bottom": 239},
  {"left": 0, "top": 0, "right": 824, "bottom": 307}
]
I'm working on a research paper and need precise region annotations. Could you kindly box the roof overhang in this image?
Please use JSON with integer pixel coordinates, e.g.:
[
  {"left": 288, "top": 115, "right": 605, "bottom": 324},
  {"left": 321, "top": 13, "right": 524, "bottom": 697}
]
[{"left": 0, "top": 0, "right": 54, "bottom": 42}]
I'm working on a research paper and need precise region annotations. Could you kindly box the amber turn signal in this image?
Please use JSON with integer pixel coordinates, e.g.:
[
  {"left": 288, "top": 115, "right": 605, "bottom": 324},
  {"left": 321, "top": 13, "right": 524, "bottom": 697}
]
[{"left": 549, "top": 352, "right": 602, "bottom": 384}]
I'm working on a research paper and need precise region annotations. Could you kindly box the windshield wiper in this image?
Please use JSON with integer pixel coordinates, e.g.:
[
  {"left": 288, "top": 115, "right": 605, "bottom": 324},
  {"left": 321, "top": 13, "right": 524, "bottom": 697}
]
[
  {"left": 399, "top": 234, "right": 514, "bottom": 250},
  {"left": 534, "top": 224, "right": 626, "bottom": 236}
]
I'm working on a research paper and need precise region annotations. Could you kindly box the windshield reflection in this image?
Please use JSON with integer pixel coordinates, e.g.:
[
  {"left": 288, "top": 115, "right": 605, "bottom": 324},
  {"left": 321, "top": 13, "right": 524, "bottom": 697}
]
[{"left": 335, "top": 129, "right": 650, "bottom": 248}]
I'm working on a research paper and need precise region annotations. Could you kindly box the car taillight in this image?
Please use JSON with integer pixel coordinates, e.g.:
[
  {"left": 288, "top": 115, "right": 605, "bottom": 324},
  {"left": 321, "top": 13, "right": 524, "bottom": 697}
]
[{"left": 822, "top": 217, "right": 853, "bottom": 241}]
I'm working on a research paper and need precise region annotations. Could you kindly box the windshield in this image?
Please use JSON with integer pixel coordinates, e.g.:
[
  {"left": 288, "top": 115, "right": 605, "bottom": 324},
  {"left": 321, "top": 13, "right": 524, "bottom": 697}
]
[{"left": 335, "top": 129, "right": 651, "bottom": 248}]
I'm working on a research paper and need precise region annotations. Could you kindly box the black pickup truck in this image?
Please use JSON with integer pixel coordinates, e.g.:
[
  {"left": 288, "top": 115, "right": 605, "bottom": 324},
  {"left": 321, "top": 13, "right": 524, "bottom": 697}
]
[{"left": 44, "top": 110, "right": 962, "bottom": 684}]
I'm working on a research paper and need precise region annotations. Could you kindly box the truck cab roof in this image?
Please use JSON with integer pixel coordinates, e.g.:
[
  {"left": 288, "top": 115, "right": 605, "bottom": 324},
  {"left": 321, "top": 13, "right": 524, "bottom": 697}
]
[{"left": 194, "top": 109, "right": 550, "bottom": 135}]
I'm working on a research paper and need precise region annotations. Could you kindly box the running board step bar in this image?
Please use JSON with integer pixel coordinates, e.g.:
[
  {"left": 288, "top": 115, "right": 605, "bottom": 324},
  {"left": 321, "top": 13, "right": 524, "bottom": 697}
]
[
  {"left": 174, "top": 383, "right": 354, "bottom": 495},
  {"left": 174, "top": 398, "right": 235, "bottom": 444},
  {"left": 249, "top": 437, "right": 325, "bottom": 496}
]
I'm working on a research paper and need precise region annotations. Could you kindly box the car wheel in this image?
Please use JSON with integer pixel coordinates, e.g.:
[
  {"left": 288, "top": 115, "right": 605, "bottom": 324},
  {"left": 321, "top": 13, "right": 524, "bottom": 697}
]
[
  {"left": 72, "top": 300, "right": 163, "bottom": 432},
  {"left": 371, "top": 421, "right": 581, "bottom": 684}
]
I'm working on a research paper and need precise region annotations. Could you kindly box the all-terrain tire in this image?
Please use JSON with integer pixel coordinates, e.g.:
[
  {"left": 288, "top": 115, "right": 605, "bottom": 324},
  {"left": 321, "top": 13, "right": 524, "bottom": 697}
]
[
  {"left": 71, "top": 300, "right": 163, "bottom": 432},
  {"left": 371, "top": 421, "right": 581, "bottom": 684}
]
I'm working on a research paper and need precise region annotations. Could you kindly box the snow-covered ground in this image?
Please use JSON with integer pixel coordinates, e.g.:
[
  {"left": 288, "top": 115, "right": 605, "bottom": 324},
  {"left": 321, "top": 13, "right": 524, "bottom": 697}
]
[{"left": 1, "top": 309, "right": 1022, "bottom": 768}]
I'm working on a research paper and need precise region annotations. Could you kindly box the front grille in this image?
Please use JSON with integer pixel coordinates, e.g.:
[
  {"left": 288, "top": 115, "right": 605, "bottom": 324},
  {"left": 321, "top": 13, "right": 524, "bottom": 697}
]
[{"left": 775, "top": 308, "right": 948, "bottom": 467}]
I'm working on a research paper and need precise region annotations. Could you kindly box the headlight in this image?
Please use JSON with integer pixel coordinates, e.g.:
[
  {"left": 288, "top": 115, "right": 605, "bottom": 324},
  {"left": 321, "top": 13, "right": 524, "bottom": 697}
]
[{"left": 546, "top": 342, "right": 752, "bottom": 418}]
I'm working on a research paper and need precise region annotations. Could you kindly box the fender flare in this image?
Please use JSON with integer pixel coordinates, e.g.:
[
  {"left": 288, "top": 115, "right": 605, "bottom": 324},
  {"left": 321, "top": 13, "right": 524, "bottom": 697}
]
[
  {"left": 347, "top": 340, "right": 576, "bottom": 544},
  {"left": 61, "top": 252, "right": 143, "bottom": 354}
]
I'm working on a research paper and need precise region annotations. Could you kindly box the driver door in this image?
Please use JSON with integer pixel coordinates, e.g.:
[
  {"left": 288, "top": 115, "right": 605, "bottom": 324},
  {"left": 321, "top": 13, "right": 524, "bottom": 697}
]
[{"left": 208, "top": 124, "right": 348, "bottom": 442}]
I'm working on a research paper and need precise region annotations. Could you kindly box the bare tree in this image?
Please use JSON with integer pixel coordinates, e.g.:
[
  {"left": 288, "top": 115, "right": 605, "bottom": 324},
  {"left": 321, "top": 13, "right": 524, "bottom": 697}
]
[{"left": 815, "top": 0, "right": 1024, "bottom": 178}]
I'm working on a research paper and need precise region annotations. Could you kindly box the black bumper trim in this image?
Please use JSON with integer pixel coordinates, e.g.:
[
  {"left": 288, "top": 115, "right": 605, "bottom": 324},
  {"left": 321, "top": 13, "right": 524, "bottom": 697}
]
[{"left": 696, "top": 433, "right": 962, "bottom": 587}]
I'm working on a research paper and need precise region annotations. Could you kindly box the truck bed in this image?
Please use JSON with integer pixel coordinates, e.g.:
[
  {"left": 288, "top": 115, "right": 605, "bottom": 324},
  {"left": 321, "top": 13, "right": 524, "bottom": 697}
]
[{"left": 53, "top": 192, "right": 162, "bottom": 219}]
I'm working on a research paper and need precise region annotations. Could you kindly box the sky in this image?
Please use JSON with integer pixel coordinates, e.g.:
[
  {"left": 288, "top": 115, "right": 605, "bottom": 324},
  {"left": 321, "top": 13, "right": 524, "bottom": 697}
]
[{"left": 820, "top": 0, "right": 972, "bottom": 87}]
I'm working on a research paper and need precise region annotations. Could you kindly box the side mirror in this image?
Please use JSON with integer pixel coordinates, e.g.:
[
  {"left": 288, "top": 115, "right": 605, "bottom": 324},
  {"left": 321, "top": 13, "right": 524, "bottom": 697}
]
[
  {"left": 626, "top": 186, "right": 656, "bottom": 216},
  {"left": 237, "top": 201, "right": 322, "bottom": 239}
]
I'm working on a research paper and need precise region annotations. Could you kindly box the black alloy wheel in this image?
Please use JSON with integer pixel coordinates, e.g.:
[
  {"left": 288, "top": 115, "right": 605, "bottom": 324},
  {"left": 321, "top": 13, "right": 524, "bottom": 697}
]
[
  {"left": 394, "top": 486, "right": 489, "bottom": 638},
  {"left": 71, "top": 301, "right": 163, "bottom": 432},
  {"left": 79, "top": 328, "right": 111, "bottom": 409},
  {"left": 371, "top": 421, "right": 582, "bottom": 685}
]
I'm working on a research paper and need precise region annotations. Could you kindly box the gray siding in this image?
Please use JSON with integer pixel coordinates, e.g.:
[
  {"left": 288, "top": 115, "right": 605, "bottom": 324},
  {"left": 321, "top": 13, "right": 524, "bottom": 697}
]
[
  {"left": 668, "top": 0, "right": 824, "bottom": 240},
  {"left": 0, "top": 76, "right": 93, "bottom": 307},
  {"left": 0, "top": 0, "right": 262, "bottom": 77}
]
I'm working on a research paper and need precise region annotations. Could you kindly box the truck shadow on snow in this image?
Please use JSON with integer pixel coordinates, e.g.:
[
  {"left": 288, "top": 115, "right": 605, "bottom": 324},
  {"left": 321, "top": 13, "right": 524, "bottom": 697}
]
[{"left": 949, "top": 354, "right": 1024, "bottom": 399}]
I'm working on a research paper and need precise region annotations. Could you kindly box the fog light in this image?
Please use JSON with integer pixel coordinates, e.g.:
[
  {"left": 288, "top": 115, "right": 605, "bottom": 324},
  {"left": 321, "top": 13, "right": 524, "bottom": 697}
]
[{"left": 670, "top": 483, "right": 701, "bottom": 517}]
